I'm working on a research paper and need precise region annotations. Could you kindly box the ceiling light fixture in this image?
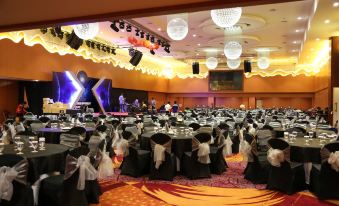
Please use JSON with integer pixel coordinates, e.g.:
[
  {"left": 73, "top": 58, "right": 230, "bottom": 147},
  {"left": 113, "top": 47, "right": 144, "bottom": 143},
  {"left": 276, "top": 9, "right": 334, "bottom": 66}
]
[
  {"left": 119, "top": 21, "right": 125, "bottom": 29},
  {"left": 72, "top": 23, "right": 99, "bottom": 40},
  {"left": 210, "top": 7, "right": 242, "bottom": 28},
  {"left": 227, "top": 58, "right": 241, "bottom": 69},
  {"left": 316, "top": 38, "right": 320, "bottom": 41},
  {"left": 157, "top": 28, "right": 162, "bottom": 31},
  {"left": 126, "top": 25, "right": 132, "bottom": 32},
  {"left": 167, "top": 17, "right": 189, "bottom": 41},
  {"left": 297, "top": 16, "right": 303, "bottom": 20},
  {"left": 206, "top": 57, "right": 218, "bottom": 69},
  {"left": 193, "top": 34, "right": 197, "bottom": 37},
  {"left": 224, "top": 41, "right": 242, "bottom": 60},
  {"left": 110, "top": 21, "right": 119, "bottom": 32},
  {"left": 333, "top": 2, "right": 339, "bottom": 7},
  {"left": 324, "top": 19, "right": 330, "bottom": 24},
  {"left": 295, "top": 29, "right": 301, "bottom": 33},
  {"left": 257, "top": 57, "right": 270, "bottom": 69}
]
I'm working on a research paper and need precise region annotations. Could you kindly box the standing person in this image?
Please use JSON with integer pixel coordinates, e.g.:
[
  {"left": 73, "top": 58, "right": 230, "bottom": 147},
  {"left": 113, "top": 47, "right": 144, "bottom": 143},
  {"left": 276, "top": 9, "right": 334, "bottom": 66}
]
[
  {"left": 119, "top": 94, "right": 125, "bottom": 112},
  {"left": 151, "top": 97, "right": 156, "bottom": 110},
  {"left": 165, "top": 101, "right": 171, "bottom": 114},
  {"left": 134, "top": 99, "right": 140, "bottom": 108},
  {"left": 172, "top": 101, "right": 179, "bottom": 114},
  {"left": 16, "top": 101, "right": 27, "bottom": 117}
]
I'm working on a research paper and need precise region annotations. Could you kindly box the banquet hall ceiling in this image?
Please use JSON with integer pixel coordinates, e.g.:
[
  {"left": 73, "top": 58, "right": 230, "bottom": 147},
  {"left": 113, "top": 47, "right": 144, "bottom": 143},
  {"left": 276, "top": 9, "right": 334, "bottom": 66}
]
[{"left": 0, "top": 0, "right": 337, "bottom": 78}]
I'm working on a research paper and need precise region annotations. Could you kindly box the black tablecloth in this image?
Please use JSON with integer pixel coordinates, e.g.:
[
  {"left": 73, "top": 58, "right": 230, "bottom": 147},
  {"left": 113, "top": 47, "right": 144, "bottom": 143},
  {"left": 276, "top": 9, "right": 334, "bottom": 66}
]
[
  {"left": 284, "top": 138, "right": 333, "bottom": 164},
  {"left": 38, "top": 127, "right": 95, "bottom": 144},
  {"left": 141, "top": 132, "right": 194, "bottom": 158},
  {"left": 3, "top": 144, "right": 69, "bottom": 183}
]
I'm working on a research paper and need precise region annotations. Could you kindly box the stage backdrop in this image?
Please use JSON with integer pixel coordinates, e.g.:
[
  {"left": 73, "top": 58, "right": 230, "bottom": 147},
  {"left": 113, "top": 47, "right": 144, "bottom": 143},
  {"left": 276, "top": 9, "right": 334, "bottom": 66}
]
[{"left": 111, "top": 88, "right": 148, "bottom": 112}]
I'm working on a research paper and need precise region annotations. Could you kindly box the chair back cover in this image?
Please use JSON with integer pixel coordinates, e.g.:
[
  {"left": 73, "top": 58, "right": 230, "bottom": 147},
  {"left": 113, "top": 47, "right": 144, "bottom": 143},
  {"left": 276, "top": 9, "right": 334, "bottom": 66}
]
[
  {"left": 60, "top": 133, "right": 81, "bottom": 148},
  {"left": 150, "top": 133, "right": 172, "bottom": 169},
  {"left": 192, "top": 133, "right": 211, "bottom": 164},
  {"left": 0, "top": 154, "right": 29, "bottom": 201},
  {"left": 267, "top": 138, "right": 290, "bottom": 167},
  {"left": 320, "top": 142, "right": 339, "bottom": 172},
  {"left": 64, "top": 147, "right": 98, "bottom": 191},
  {"left": 188, "top": 123, "right": 201, "bottom": 131}
]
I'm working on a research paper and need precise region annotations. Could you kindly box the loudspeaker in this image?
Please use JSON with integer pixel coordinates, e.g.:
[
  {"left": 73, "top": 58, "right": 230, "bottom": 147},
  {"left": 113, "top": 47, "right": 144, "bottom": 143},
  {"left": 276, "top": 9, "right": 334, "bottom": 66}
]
[
  {"left": 192, "top": 62, "right": 200, "bottom": 74},
  {"left": 129, "top": 50, "right": 143, "bottom": 66},
  {"left": 244, "top": 60, "right": 252, "bottom": 73}
]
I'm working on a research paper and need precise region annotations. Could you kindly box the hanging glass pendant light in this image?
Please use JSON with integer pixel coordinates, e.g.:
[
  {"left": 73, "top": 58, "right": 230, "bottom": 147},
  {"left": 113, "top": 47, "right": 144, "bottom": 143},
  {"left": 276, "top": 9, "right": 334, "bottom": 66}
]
[
  {"left": 206, "top": 57, "right": 218, "bottom": 69},
  {"left": 227, "top": 58, "right": 241, "bottom": 69},
  {"left": 210, "top": 7, "right": 242, "bottom": 28},
  {"left": 224, "top": 41, "right": 242, "bottom": 60},
  {"left": 72, "top": 23, "right": 99, "bottom": 40},
  {"left": 167, "top": 18, "right": 188, "bottom": 41},
  {"left": 257, "top": 57, "right": 270, "bottom": 69}
]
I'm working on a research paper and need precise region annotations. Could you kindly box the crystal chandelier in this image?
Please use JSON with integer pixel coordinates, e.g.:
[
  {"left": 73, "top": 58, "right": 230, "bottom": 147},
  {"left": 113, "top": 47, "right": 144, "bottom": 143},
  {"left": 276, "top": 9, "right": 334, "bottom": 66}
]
[
  {"left": 206, "top": 57, "right": 218, "bottom": 69},
  {"left": 210, "top": 7, "right": 242, "bottom": 28},
  {"left": 227, "top": 58, "right": 241, "bottom": 69},
  {"left": 72, "top": 23, "right": 99, "bottom": 40},
  {"left": 224, "top": 41, "right": 242, "bottom": 60},
  {"left": 257, "top": 57, "right": 270, "bottom": 69},
  {"left": 167, "top": 18, "right": 188, "bottom": 41}
]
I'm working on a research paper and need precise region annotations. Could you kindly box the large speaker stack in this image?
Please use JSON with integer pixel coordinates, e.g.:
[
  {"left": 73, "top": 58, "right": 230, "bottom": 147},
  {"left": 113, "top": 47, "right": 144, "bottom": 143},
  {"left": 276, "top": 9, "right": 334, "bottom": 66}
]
[
  {"left": 192, "top": 62, "right": 200, "bottom": 74},
  {"left": 244, "top": 60, "right": 252, "bottom": 73}
]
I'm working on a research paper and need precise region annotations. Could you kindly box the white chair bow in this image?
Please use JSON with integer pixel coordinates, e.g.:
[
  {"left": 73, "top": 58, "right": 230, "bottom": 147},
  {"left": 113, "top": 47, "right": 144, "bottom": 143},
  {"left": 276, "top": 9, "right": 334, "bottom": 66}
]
[
  {"left": 153, "top": 144, "right": 166, "bottom": 169},
  {"left": 0, "top": 159, "right": 28, "bottom": 201},
  {"left": 116, "top": 138, "right": 130, "bottom": 157},
  {"left": 267, "top": 148, "right": 285, "bottom": 167},
  {"left": 239, "top": 140, "right": 252, "bottom": 162},
  {"left": 328, "top": 151, "right": 339, "bottom": 172},
  {"left": 197, "top": 143, "right": 211, "bottom": 164},
  {"left": 64, "top": 155, "right": 98, "bottom": 190}
]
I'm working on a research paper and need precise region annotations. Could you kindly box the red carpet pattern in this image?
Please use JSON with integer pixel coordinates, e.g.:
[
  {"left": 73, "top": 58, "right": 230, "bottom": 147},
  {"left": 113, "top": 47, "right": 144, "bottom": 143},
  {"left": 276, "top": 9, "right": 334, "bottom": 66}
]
[{"left": 92, "top": 154, "right": 339, "bottom": 206}]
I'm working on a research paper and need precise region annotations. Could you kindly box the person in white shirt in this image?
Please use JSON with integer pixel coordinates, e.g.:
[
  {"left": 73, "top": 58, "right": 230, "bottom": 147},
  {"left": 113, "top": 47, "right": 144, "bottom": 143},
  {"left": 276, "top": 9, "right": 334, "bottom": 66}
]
[
  {"left": 151, "top": 97, "right": 156, "bottom": 110},
  {"left": 119, "top": 94, "right": 125, "bottom": 112},
  {"left": 165, "top": 101, "right": 171, "bottom": 113}
]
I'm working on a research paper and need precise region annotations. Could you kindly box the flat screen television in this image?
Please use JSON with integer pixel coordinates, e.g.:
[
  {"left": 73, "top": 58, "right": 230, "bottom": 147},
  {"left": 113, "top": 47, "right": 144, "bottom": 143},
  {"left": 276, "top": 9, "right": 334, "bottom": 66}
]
[{"left": 209, "top": 70, "right": 243, "bottom": 91}]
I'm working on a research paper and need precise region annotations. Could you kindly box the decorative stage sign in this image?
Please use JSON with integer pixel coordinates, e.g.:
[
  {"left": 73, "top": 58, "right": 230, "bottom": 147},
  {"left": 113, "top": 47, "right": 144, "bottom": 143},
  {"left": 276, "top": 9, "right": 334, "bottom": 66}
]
[
  {"left": 92, "top": 78, "right": 112, "bottom": 113},
  {"left": 209, "top": 70, "right": 243, "bottom": 91},
  {"left": 52, "top": 71, "right": 84, "bottom": 108}
]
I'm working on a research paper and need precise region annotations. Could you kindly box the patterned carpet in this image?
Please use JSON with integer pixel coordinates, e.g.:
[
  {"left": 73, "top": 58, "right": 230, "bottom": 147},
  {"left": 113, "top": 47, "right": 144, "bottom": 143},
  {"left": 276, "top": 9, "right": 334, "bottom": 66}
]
[{"left": 90, "top": 154, "right": 339, "bottom": 206}]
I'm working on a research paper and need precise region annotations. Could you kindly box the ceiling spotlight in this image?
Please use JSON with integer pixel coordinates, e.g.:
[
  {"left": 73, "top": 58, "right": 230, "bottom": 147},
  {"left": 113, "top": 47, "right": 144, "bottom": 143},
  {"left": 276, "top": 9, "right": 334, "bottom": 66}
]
[
  {"left": 66, "top": 30, "right": 83, "bottom": 50},
  {"left": 140, "top": 31, "right": 145, "bottom": 38},
  {"left": 164, "top": 45, "right": 170, "bottom": 53},
  {"left": 295, "top": 29, "right": 301, "bottom": 33},
  {"left": 297, "top": 16, "right": 303, "bottom": 20},
  {"left": 324, "top": 19, "right": 330, "bottom": 24},
  {"left": 157, "top": 28, "right": 162, "bottom": 31},
  {"left": 90, "top": 42, "right": 95, "bottom": 49},
  {"left": 161, "top": 41, "right": 166, "bottom": 47},
  {"left": 150, "top": 36, "right": 155, "bottom": 43},
  {"left": 96, "top": 44, "right": 101, "bottom": 50},
  {"left": 334, "top": 2, "right": 339, "bottom": 7},
  {"left": 111, "top": 48, "right": 116, "bottom": 55},
  {"left": 40, "top": 28, "right": 48, "bottom": 34},
  {"left": 157, "top": 39, "right": 161, "bottom": 45},
  {"left": 126, "top": 25, "right": 132, "bottom": 32},
  {"left": 193, "top": 34, "right": 197, "bottom": 37},
  {"left": 110, "top": 21, "right": 119, "bottom": 32},
  {"left": 146, "top": 33, "right": 150, "bottom": 40},
  {"left": 293, "top": 41, "right": 298, "bottom": 44},
  {"left": 316, "top": 38, "right": 320, "bottom": 41},
  {"left": 119, "top": 21, "right": 125, "bottom": 29},
  {"left": 135, "top": 29, "right": 140, "bottom": 36},
  {"left": 150, "top": 50, "right": 155, "bottom": 55}
]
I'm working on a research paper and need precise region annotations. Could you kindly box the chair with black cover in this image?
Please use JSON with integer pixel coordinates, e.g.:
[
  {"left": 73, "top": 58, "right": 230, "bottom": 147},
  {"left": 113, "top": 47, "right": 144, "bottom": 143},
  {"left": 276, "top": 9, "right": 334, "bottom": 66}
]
[
  {"left": 188, "top": 122, "right": 201, "bottom": 131},
  {"left": 39, "top": 146, "right": 101, "bottom": 206},
  {"left": 149, "top": 133, "right": 176, "bottom": 181},
  {"left": 0, "top": 154, "right": 34, "bottom": 206},
  {"left": 69, "top": 126, "right": 87, "bottom": 138},
  {"left": 39, "top": 116, "right": 50, "bottom": 123},
  {"left": 256, "top": 129, "right": 272, "bottom": 152},
  {"left": 285, "top": 127, "right": 305, "bottom": 137},
  {"left": 242, "top": 133, "right": 269, "bottom": 184},
  {"left": 119, "top": 131, "right": 151, "bottom": 177},
  {"left": 309, "top": 142, "right": 339, "bottom": 200},
  {"left": 60, "top": 133, "right": 82, "bottom": 148},
  {"left": 209, "top": 128, "right": 228, "bottom": 174},
  {"left": 263, "top": 124, "right": 274, "bottom": 131},
  {"left": 266, "top": 138, "right": 306, "bottom": 194},
  {"left": 158, "top": 119, "right": 167, "bottom": 127},
  {"left": 182, "top": 133, "right": 211, "bottom": 179}
]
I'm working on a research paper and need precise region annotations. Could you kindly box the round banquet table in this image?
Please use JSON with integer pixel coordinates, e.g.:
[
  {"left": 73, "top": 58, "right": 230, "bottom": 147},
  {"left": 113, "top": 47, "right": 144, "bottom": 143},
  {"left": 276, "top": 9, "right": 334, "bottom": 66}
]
[
  {"left": 285, "top": 138, "right": 334, "bottom": 164},
  {"left": 38, "top": 127, "right": 95, "bottom": 144},
  {"left": 2, "top": 144, "right": 69, "bottom": 183},
  {"left": 140, "top": 131, "right": 194, "bottom": 158}
]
